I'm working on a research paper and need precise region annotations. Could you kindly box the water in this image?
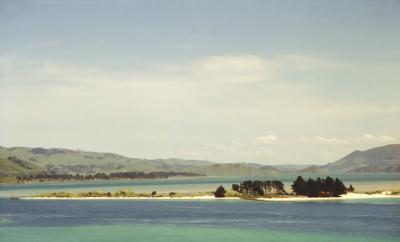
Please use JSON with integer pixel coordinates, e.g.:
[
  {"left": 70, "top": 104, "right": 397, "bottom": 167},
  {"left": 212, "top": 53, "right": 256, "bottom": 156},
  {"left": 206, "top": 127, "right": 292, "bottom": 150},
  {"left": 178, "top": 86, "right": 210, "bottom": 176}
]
[
  {"left": 1, "top": 198, "right": 400, "bottom": 242},
  {"left": 1, "top": 173, "right": 399, "bottom": 198},
  {"left": 1, "top": 174, "right": 399, "bottom": 241}
]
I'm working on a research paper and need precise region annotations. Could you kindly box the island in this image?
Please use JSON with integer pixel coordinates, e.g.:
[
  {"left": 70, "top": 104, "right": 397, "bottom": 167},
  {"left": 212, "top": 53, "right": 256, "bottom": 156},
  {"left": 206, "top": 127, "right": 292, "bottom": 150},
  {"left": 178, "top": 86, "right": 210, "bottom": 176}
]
[{"left": 22, "top": 176, "right": 400, "bottom": 202}]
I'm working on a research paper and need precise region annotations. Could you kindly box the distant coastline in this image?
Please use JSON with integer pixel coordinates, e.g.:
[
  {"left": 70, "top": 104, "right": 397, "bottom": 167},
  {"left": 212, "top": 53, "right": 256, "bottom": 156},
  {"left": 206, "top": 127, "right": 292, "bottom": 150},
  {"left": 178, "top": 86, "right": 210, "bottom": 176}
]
[{"left": 11, "top": 170, "right": 203, "bottom": 183}]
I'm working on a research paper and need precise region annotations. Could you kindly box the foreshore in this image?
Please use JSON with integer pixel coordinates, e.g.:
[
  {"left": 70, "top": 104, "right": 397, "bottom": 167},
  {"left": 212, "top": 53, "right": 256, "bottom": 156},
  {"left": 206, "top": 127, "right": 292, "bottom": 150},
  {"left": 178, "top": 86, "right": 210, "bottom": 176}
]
[
  {"left": 21, "top": 195, "right": 238, "bottom": 200},
  {"left": 20, "top": 192, "right": 400, "bottom": 201},
  {"left": 256, "top": 192, "right": 400, "bottom": 202}
]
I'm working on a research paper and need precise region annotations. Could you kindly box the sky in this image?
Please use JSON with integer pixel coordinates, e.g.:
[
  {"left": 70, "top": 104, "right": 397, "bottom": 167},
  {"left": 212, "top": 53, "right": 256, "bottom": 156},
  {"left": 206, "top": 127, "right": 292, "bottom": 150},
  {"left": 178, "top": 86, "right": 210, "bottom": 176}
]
[{"left": 0, "top": 0, "right": 399, "bottom": 164}]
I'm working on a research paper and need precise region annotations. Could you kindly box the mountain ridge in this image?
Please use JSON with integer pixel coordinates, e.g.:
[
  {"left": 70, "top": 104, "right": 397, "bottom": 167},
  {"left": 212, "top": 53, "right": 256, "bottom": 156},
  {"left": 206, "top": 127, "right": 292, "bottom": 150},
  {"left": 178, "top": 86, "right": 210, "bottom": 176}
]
[
  {"left": 300, "top": 144, "right": 400, "bottom": 173},
  {"left": 0, "top": 146, "right": 279, "bottom": 178},
  {"left": 1, "top": 144, "right": 399, "bottom": 181}
]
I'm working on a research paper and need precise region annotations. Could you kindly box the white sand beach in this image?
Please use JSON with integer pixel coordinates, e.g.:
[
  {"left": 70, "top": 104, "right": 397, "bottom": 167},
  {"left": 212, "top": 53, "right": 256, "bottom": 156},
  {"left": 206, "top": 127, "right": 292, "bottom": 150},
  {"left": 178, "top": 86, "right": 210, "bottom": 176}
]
[{"left": 257, "top": 192, "right": 400, "bottom": 202}]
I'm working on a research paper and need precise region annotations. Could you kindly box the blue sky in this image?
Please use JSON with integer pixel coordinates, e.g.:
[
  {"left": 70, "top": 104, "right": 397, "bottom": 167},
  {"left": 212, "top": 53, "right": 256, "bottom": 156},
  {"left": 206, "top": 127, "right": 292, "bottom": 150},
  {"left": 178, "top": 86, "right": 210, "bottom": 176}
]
[{"left": 1, "top": 0, "right": 399, "bottom": 164}]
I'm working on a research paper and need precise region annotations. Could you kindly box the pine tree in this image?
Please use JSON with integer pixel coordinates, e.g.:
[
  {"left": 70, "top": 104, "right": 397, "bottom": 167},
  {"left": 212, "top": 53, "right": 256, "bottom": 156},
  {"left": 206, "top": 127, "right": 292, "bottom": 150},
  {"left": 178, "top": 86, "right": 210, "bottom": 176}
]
[
  {"left": 333, "top": 178, "right": 347, "bottom": 197},
  {"left": 214, "top": 185, "right": 226, "bottom": 198},
  {"left": 306, "top": 178, "right": 314, "bottom": 197},
  {"left": 291, "top": 176, "right": 307, "bottom": 195},
  {"left": 324, "top": 176, "right": 335, "bottom": 196}
]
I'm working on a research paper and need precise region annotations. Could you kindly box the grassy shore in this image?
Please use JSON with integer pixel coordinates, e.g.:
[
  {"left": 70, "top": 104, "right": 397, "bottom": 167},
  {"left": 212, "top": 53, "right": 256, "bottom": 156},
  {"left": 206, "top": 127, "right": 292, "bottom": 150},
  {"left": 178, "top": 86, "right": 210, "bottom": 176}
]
[
  {"left": 30, "top": 189, "right": 277, "bottom": 199},
  {"left": 24, "top": 189, "right": 400, "bottom": 201}
]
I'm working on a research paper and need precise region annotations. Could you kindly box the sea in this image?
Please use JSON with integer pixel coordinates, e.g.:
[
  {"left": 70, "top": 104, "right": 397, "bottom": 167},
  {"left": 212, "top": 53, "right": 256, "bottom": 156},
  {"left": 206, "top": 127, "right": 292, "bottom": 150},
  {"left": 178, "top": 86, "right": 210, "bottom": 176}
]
[{"left": 1, "top": 173, "right": 399, "bottom": 242}]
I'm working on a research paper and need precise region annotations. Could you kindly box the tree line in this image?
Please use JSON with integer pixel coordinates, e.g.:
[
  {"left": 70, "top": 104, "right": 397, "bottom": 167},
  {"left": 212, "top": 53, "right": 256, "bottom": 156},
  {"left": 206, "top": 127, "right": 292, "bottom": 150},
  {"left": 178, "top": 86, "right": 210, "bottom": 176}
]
[
  {"left": 16, "top": 171, "right": 202, "bottom": 182},
  {"left": 231, "top": 180, "right": 287, "bottom": 196},
  {"left": 214, "top": 176, "right": 354, "bottom": 198},
  {"left": 292, "top": 176, "right": 354, "bottom": 197}
]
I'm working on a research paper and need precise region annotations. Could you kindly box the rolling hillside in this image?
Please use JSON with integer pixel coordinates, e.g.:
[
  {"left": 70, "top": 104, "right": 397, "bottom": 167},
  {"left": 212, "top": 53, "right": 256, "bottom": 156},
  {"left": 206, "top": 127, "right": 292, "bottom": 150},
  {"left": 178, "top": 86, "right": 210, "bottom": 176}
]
[
  {"left": 2, "top": 144, "right": 399, "bottom": 181},
  {"left": 0, "top": 146, "right": 278, "bottom": 178},
  {"left": 301, "top": 144, "right": 400, "bottom": 173}
]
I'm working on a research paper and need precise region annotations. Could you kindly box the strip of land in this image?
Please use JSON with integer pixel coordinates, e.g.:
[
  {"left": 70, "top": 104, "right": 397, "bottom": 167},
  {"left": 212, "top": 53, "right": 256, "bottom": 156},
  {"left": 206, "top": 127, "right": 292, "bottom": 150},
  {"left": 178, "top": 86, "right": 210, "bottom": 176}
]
[
  {"left": 256, "top": 192, "right": 400, "bottom": 202},
  {"left": 16, "top": 177, "right": 400, "bottom": 202},
  {"left": 20, "top": 191, "right": 400, "bottom": 201}
]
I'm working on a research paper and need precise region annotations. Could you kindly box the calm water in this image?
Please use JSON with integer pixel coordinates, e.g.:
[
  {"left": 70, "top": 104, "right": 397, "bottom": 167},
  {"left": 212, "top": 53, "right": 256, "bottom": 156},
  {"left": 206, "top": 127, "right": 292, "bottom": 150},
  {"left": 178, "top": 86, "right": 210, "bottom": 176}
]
[
  {"left": 1, "top": 198, "right": 400, "bottom": 242},
  {"left": 1, "top": 174, "right": 399, "bottom": 242},
  {"left": 1, "top": 173, "right": 400, "bottom": 198}
]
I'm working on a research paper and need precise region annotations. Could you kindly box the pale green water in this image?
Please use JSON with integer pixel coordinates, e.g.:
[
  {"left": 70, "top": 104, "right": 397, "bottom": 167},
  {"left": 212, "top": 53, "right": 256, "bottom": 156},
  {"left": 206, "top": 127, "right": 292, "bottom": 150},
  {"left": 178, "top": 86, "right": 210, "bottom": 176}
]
[
  {"left": 1, "top": 196, "right": 400, "bottom": 242},
  {"left": 1, "top": 224, "right": 398, "bottom": 242},
  {"left": 1, "top": 174, "right": 399, "bottom": 242}
]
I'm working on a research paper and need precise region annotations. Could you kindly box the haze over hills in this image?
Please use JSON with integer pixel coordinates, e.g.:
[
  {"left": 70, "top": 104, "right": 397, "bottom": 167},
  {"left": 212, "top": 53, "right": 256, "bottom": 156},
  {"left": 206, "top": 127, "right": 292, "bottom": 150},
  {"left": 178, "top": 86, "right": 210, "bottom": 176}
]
[{"left": 1, "top": 144, "right": 399, "bottom": 181}]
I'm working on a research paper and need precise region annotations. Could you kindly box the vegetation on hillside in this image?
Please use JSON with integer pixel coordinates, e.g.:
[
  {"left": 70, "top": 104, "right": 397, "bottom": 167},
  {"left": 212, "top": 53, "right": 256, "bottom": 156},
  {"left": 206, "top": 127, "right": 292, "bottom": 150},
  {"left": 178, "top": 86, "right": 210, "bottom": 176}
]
[
  {"left": 0, "top": 146, "right": 280, "bottom": 180},
  {"left": 16, "top": 171, "right": 202, "bottom": 183},
  {"left": 300, "top": 144, "right": 400, "bottom": 173}
]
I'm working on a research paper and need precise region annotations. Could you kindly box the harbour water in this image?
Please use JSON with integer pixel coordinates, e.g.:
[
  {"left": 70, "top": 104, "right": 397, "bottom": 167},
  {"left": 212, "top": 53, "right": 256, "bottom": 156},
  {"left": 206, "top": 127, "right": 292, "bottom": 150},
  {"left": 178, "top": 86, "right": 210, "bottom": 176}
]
[
  {"left": 1, "top": 173, "right": 399, "bottom": 242},
  {"left": 1, "top": 197, "right": 400, "bottom": 242},
  {"left": 1, "top": 173, "right": 399, "bottom": 198}
]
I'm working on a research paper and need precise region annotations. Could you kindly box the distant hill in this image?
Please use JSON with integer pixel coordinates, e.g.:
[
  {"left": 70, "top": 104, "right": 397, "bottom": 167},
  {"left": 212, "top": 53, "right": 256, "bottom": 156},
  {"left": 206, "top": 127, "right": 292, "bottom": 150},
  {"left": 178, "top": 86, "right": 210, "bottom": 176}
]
[
  {"left": 300, "top": 144, "right": 400, "bottom": 173},
  {"left": 2, "top": 144, "right": 398, "bottom": 181},
  {"left": 0, "top": 146, "right": 279, "bottom": 179},
  {"left": 0, "top": 156, "right": 43, "bottom": 177},
  {"left": 185, "top": 163, "right": 279, "bottom": 176}
]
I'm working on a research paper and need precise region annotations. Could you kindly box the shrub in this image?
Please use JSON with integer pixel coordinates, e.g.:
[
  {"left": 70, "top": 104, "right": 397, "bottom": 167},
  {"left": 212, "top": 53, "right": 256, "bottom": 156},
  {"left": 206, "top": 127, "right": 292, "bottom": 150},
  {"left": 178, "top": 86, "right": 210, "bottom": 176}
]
[{"left": 214, "top": 185, "right": 226, "bottom": 198}]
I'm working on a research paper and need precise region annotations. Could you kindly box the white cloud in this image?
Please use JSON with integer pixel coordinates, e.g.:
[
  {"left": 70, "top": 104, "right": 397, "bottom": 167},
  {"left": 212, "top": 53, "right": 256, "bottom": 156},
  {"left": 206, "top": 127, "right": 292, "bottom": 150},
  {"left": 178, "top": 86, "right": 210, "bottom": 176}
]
[
  {"left": 1, "top": 53, "right": 345, "bottom": 88},
  {"left": 191, "top": 55, "right": 278, "bottom": 84},
  {"left": 298, "top": 136, "right": 348, "bottom": 145},
  {"left": 298, "top": 134, "right": 399, "bottom": 146},
  {"left": 356, "top": 134, "right": 398, "bottom": 144},
  {"left": 253, "top": 135, "right": 279, "bottom": 144}
]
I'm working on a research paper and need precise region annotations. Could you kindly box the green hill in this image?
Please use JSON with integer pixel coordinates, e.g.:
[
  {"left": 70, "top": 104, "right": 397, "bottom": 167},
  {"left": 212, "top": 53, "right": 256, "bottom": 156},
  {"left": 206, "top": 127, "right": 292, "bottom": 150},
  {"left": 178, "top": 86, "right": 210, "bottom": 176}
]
[
  {"left": 0, "top": 146, "right": 278, "bottom": 179},
  {"left": 300, "top": 144, "right": 400, "bottom": 173},
  {"left": 4, "top": 144, "right": 397, "bottom": 181}
]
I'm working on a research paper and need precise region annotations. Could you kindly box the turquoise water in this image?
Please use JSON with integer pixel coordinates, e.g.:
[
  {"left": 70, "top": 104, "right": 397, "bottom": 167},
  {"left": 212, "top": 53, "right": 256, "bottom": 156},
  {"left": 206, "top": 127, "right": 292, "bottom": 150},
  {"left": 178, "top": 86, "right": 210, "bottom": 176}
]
[
  {"left": 1, "top": 198, "right": 400, "bottom": 242},
  {"left": 1, "top": 224, "right": 399, "bottom": 242},
  {"left": 1, "top": 174, "right": 399, "bottom": 242}
]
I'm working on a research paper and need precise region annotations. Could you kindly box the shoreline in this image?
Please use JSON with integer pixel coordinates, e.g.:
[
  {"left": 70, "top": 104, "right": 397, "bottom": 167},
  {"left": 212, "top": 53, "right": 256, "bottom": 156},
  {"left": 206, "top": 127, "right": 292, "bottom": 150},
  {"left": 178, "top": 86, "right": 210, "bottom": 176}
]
[
  {"left": 256, "top": 192, "right": 400, "bottom": 202},
  {"left": 20, "top": 192, "right": 400, "bottom": 201},
  {"left": 1, "top": 175, "right": 207, "bottom": 185},
  {"left": 21, "top": 195, "right": 239, "bottom": 200}
]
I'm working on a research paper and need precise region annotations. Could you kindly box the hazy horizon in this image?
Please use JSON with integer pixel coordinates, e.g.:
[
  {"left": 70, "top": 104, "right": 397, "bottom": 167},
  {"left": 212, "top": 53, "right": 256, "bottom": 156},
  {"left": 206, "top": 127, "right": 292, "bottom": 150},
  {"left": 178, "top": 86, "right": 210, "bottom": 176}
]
[{"left": 1, "top": 0, "right": 399, "bottom": 164}]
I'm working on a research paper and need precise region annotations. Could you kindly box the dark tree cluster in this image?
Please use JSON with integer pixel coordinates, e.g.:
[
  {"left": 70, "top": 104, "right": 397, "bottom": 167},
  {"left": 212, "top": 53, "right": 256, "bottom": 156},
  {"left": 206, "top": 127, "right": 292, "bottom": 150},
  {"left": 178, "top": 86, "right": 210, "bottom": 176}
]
[
  {"left": 214, "top": 185, "right": 226, "bottom": 197},
  {"left": 291, "top": 176, "right": 352, "bottom": 197},
  {"left": 232, "top": 180, "right": 286, "bottom": 196},
  {"left": 16, "top": 171, "right": 202, "bottom": 183}
]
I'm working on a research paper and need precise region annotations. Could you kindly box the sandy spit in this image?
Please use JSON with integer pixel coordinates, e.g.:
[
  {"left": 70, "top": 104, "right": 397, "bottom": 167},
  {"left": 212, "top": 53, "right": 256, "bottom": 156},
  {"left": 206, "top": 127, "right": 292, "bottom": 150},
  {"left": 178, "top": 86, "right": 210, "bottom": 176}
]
[
  {"left": 20, "top": 192, "right": 400, "bottom": 201},
  {"left": 256, "top": 192, "right": 400, "bottom": 202}
]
